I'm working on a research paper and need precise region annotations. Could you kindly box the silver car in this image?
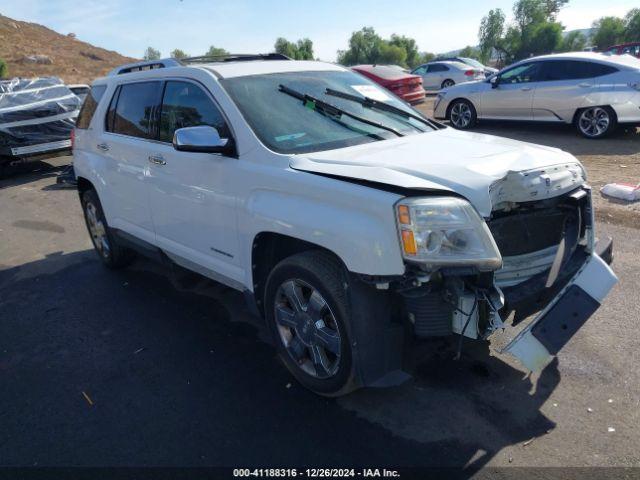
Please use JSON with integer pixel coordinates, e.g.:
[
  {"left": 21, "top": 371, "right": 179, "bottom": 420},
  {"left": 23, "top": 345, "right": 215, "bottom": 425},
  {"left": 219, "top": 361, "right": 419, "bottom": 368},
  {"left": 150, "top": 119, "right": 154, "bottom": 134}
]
[
  {"left": 433, "top": 52, "right": 640, "bottom": 138},
  {"left": 411, "top": 61, "right": 484, "bottom": 91}
]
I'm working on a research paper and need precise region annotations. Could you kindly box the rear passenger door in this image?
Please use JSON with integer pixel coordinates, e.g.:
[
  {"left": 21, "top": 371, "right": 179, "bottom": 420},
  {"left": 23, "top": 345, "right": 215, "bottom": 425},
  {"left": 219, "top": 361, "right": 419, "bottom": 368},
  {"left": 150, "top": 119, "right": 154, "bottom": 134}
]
[
  {"left": 101, "top": 81, "right": 162, "bottom": 244},
  {"left": 532, "top": 60, "right": 596, "bottom": 122},
  {"left": 423, "top": 64, "right": 447, "bottom": 89},
  {"left": 146, "top": 80, "right": 242, "bottom": 285}
]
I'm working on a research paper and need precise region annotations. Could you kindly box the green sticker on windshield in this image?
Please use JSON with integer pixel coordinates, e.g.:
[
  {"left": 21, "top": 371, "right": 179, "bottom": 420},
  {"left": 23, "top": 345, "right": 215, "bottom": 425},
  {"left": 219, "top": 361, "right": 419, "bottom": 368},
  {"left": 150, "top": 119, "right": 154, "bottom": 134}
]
[{"left": 304, "top": 99, "right": 316, "bottom": 110}]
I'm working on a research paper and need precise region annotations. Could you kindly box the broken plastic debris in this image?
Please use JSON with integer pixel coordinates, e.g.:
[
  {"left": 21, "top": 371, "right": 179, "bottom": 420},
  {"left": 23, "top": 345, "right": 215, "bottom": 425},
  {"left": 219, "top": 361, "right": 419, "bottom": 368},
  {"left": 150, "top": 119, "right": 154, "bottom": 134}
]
[
  {"left": 552, "top": 403, "right": 558, "bottom": 407},
  {"left": 608, "top": 427, "right": 615, "bottom": 433},
  {"left": 133, "top": 347, "right": 144, "bottom": 355},
  {"left": 81, "top": 391, "right": 94, "bottom": 406},
  {"left": 600, "top": 183, "right": 640, "bottom": 202},
  {"left": 587, "top": 407, "right": 593, "bottom": 413},
  {"left": 286, "top": 383, "right": 291, "bottom": 389},
  {"left": 608, "top": 399, "right": 613, "bottom": 403}
]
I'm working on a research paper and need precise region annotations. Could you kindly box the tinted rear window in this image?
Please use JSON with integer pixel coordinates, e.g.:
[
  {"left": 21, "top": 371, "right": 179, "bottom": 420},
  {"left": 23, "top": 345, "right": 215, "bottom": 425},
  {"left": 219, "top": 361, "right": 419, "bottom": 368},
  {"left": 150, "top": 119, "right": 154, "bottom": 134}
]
[
  {"left": 539, "top": 60, "right": 618, "bottom": 81},
  {"left": 75, "top": 85, "right": 106, "bottom": 129},
  {"left": 109, "top": 81, "right": 162, "bottom": 139}
]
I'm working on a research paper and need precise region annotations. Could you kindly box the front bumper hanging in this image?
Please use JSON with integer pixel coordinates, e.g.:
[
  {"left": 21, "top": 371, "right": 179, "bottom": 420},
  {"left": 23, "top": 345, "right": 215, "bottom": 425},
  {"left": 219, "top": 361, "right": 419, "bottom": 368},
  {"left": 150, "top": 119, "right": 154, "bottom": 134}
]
[{"left": 503, "top": 248, "right": 617, "bottom": 372}]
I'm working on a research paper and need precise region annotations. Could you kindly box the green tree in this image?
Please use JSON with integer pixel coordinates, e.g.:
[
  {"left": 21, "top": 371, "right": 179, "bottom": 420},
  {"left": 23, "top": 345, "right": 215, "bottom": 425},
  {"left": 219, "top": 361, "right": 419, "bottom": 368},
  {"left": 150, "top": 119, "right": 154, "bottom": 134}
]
[
  {"left": 0, "top": 59, "right": 8, "bottom": 78},
  {"left": 479, "top": 9, "right": 506, "bottom": 63},
  {"left": 170, "top": 49, "right": 189, "bottom": 60},
  {"left": 206, "top": 45, "right": 229, "bottom": 57},
  {"left": 143, "top": 46, "right": 161, "bottom": 60},
  {"left": 337, "top": 27, "right": 383, "bottom": 65},
  {"left": 418, "top": 52, "right": 436, "bottom": 64},
  {"left": 624, "top": 8, "right": 640, "bottom": 42},
  {"left": 274, "top": 37, "right": 314, "bottom": 60},
  {"left": 295, "top": 38, "right": 314, "bottom": 60},
  {"left": 479, "top": 0, "right": 567, "bottom": 64},
  {"left": 377, "top": 43, "right": 407, "bottom": 65},
  {"left": 592, "top": 16, "right": 626, "bottom": 50},
  {"left": 388, "top": 34, "right": 420, "bottom": 67},
  {"left": 561, "top": 30, "right": 587, "bottom": 51}
]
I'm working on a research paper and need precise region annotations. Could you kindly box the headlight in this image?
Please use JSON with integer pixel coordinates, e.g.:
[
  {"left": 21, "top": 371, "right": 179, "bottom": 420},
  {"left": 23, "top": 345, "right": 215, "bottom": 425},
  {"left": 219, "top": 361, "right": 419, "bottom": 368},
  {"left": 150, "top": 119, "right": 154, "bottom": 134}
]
[{"left": 395, "top": 197, "right": 502, "bottom": 271}]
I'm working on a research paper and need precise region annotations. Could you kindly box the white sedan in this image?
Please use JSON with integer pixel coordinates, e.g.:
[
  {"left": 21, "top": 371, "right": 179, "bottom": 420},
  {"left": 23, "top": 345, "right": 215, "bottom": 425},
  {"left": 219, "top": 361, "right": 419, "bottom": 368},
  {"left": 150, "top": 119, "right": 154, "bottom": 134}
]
[{"left": 411, "top": 61, "right": 484, "bottom": 91}]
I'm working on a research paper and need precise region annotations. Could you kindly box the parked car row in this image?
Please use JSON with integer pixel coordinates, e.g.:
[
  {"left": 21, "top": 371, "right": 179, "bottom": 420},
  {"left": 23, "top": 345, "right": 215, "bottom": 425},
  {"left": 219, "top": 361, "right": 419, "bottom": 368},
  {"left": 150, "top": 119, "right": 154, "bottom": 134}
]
[{"left": 433, "top": 52, "right": 640, "bottom": 138}]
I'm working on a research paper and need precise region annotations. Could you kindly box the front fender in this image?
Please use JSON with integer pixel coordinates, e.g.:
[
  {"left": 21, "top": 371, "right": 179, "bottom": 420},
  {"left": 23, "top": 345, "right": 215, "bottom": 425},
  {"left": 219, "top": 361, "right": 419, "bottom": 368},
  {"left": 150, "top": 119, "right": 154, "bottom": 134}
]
[{"left": 242, "top": 186, "right": 406, "bottom": 284}]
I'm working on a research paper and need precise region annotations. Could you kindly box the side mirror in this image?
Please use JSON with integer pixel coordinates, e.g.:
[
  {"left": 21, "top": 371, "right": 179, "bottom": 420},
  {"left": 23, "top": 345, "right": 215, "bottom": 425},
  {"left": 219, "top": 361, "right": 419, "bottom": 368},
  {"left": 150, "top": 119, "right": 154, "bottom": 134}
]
[
  {"left": 172, "top": 126, "right": 234, "bottom": 155},
  {"left": 490, "top": 76, "right": 499, "bottom": 89}
]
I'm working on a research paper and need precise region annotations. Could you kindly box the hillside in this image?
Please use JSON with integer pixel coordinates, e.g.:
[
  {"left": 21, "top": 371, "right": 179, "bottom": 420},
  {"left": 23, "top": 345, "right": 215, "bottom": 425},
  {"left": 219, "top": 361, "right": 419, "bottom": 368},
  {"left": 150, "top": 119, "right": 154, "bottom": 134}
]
[{"left": 0, "top": 14, "right": 137, "bottom": 84}]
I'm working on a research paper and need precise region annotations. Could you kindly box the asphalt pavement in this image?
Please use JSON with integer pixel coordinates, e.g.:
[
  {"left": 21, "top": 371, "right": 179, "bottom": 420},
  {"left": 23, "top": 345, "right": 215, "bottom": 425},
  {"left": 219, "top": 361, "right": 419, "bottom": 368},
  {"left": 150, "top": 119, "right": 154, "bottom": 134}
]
[{"left": 1, "top": 157, "right": 639, "bottom": 471}]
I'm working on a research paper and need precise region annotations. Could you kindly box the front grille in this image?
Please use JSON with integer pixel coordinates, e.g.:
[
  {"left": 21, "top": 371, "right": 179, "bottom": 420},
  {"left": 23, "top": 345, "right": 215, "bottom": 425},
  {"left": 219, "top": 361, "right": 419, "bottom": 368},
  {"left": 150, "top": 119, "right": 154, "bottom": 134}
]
[{"left": 487, "top": 205, "right": 578, "bottom": 257}]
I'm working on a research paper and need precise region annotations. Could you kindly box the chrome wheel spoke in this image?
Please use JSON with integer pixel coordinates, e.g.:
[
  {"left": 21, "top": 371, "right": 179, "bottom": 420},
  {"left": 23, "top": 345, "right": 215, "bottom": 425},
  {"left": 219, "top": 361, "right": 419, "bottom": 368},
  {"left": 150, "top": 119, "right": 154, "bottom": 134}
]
[
  {"left": 314, "top": 325, "right": 340, "bottom": 355},
  {"left": 275, "top": 304, "right": 299, "bottom": 329},
  {"left": 281, "top": 280, "right": 306, "bottom": 313},
  {"left": 307, "top": 290, "right": 326, "bottom": 319},
  {"left": 287, "top": 335, "right": 306, "bottom": 362},
  {"left": 309, "top": 344, "right": 331, "bottom": 377}
]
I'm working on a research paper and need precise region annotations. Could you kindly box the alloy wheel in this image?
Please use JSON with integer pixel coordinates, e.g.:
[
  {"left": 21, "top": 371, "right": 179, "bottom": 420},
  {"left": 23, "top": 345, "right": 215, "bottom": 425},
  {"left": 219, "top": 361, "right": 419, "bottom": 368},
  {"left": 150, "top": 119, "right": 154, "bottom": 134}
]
[
  {"left": 442, "top": 80, "right": 455, "bottom": 88},
  {"left": 450, "top": 102, "right": 472, "bottom": 128},
  {"left": 274, "top": 279, "right": 341, "bottom": 379},
  {"left": 85, "top": 201, "right": 110, "bottom": 258},
  {"left": 578, "top": 107, "right": 610, "bottom": 138}
]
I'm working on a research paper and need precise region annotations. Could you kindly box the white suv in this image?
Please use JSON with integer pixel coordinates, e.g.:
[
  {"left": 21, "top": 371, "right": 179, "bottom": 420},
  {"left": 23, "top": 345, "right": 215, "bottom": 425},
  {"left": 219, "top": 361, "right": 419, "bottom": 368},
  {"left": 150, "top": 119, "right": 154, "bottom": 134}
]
[{"left": 73, "top": 54, "right": 617, "bottom": 396}]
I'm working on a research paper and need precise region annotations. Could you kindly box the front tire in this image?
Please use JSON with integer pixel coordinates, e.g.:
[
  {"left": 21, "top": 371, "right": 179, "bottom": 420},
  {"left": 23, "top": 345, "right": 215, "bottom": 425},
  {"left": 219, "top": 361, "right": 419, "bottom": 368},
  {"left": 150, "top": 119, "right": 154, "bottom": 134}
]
[
  {"left": 448, "top": 99, "right": 477, "bottom": 129},
  {"left": 81, "top": 189, "right": 134, "bottom": 269},
  {"left": 264, "top": 251, "right": 357, "bottom": 396},
  {"left": 576, "top": 106, "right": 616, "bottom": 139}
]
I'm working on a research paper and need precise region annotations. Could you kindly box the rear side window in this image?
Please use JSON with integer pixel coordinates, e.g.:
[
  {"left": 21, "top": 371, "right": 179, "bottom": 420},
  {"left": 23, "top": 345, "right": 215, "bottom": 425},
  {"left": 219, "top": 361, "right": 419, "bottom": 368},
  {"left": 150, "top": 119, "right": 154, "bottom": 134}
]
[
  {"left": 108, "top": 81, "right": 162, "bottom": 139},
  {"left": 428, "top": 64, "right": 448, "bottom": 73},
  {"left": 158, "top": 81, "right": 229, "bottom": 143},
  {"left": 75, "top": 85, "right": 106, "bottom": 129},
  {"left": 539, "top": 61, "right": 618, "bottom": 81}
]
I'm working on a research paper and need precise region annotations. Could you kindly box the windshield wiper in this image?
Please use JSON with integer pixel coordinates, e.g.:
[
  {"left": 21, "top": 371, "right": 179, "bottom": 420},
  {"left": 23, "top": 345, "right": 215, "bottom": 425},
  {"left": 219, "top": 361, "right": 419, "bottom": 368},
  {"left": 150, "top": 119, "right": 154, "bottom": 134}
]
[
  {"left": 324, "top": 88, "right": 445, "bottom": 130},
  {"left": 278, "top": 84, "right": 404, "bottom": 138}
]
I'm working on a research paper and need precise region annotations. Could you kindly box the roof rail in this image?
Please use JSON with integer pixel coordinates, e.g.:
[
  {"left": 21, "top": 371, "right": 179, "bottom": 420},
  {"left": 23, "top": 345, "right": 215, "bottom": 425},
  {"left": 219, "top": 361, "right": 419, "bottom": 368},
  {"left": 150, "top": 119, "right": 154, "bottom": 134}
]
[
  {"left": 180, "top": 53, "right": 291, "bottom": 64},
  {"left": 108, "top": 58, "right": 182, "bottom": 76}
]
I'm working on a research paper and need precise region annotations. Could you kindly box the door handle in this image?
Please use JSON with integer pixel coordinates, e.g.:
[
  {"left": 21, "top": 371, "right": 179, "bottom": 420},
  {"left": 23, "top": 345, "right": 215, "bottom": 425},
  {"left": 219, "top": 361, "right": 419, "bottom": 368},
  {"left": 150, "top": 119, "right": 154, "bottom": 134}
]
[
  {"left": 96, "top": 143, "right": 109, "bottom": 152},
  {"left": 521, "top": 87, "right": 532, "bottom": 91},
  {"left": 148, "top": 154, "right": 166, "bottom": 166},
  {"left": 578, "top": 83, "right": 591, "bottom": 88}
]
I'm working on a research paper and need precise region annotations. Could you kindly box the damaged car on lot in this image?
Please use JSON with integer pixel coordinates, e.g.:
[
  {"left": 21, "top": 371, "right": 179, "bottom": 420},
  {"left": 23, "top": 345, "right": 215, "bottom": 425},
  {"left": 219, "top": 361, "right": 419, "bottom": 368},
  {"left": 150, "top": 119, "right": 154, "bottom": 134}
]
[
  {"left": 72, "top": 54, "right": 618, "bottom": 396},
  {"left": 0, "top": 77, "right": 81, "bottom": 172}
]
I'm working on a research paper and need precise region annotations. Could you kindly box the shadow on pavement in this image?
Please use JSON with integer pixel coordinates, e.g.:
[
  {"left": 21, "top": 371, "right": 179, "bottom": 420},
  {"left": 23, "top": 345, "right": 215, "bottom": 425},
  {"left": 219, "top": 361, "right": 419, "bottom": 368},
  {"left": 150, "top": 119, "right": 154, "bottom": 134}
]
[
  {"left": 0, "top": 159, "right": 69, "bottom": 189},
  {"left": 0, "top": 250, "right": 559, "bottom": 470}
]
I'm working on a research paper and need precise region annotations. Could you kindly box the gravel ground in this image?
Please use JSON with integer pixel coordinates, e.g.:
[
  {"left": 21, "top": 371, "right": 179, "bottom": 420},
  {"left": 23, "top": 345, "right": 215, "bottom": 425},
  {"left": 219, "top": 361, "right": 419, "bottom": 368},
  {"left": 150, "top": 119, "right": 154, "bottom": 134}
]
[{"left": 0, "top": 155, "right": 638, "bottom": 471}]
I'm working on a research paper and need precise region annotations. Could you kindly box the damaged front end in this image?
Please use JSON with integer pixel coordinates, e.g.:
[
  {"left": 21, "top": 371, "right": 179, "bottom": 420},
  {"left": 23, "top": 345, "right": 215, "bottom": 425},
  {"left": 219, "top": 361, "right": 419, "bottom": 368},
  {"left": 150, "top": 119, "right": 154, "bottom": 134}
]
[{"left": 393, "top": 181, "right": 617, "bottom": 373}]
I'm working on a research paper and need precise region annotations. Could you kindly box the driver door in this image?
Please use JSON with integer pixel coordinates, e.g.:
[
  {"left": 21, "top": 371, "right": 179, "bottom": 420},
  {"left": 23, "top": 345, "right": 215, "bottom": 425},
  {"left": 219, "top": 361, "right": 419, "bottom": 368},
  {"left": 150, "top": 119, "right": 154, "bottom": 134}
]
[
  {"left": 146, "top": 80, "right": 242, "bottom": 284},
  {"left": 480, "top": 62, "right": 541, "bottom": 120}
]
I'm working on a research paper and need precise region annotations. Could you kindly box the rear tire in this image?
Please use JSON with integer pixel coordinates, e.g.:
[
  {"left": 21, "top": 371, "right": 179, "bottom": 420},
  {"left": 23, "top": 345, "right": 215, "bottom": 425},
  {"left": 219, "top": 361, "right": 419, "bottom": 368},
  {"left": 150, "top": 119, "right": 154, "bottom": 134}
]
[
  {"left": 81, "top": 189, "right": 135, "bottom": 269},
  {"left": 264, "top": 251, "right": 358, "bottom": 396},
  {"left": 448, "top": 99, "right": 477, "bottom": 129},
  {"left": 441, "top": 79, "right": 455, "bottom": 89},
  {"left": 575, "top": 106, "right": 616, "bottom": 139}
]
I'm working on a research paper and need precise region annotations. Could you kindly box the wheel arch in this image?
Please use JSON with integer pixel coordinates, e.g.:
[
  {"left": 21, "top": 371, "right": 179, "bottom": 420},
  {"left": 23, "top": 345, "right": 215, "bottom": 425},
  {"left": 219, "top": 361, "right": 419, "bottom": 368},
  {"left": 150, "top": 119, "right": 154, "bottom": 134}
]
[
  {"left": 250, "top": 232, "right": 346, "bottom": 316},
  {"left": 572, "top": 104, "right": 618, "bottom": 125},
  {"left": 446, "top": 97, "right": 478, "bottom": 119},
  {"left": 76, "top": 175, "right": 95, "bottom": 200}
]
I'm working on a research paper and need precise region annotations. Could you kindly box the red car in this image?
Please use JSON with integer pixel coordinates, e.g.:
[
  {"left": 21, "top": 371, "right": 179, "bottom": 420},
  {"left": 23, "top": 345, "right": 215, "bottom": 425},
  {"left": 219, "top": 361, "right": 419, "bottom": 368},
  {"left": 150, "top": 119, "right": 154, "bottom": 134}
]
[
  {"left": 351, "top": 65, "right": 426, "bottom": 104},
  {"left": 606, "top": 42, "right": 640, "bottom": 58}
]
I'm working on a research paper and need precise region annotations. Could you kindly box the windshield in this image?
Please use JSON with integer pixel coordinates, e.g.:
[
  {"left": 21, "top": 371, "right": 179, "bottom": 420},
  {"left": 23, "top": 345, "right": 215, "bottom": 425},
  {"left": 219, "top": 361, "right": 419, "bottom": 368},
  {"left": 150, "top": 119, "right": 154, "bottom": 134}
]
[
  {"left": 220, "top": 70, "right": 433, "bottom": 154},
  {"left": 460, "top": 57, "right": 485, "bottom": 69}
]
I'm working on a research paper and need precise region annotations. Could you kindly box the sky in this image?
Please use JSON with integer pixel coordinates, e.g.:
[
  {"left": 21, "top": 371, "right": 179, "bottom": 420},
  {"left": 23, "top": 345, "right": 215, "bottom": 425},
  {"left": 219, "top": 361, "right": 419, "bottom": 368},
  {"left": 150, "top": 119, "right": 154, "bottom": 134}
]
[{"left": 1, "top": 0, "right": 638, "bottom": 61}]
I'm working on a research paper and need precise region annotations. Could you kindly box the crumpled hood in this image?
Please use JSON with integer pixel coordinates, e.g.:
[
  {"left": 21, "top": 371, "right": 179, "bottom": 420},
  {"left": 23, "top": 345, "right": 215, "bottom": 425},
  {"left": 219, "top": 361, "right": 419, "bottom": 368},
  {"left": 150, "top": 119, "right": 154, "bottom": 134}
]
[{"left": 290, "top": 128, "right": 585, "bottom": 217}]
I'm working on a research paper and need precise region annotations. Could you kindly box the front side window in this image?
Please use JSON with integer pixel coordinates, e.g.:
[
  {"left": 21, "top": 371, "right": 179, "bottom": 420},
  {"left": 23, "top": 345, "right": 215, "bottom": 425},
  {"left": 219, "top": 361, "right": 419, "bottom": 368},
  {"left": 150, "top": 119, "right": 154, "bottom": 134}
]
[
  {"left": 220, "top": 70, "right": 434, "bottom": 154},
  {"left": 159, "top": 81, "right": 229, "bottom": 143},
  {"left": 110, "top": 81, "right": 162, "bottom": 139},
  {"left": 499, "top": 63, "right": 540, "bottom": 84},
  {"left": 76, "top": 85, "right": 106, "bottom": 129},
  {"left": 412, "top": 66, "right": 427, "bottom": 75}
]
